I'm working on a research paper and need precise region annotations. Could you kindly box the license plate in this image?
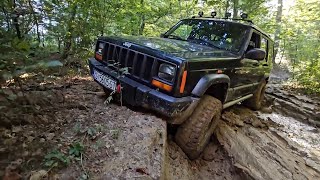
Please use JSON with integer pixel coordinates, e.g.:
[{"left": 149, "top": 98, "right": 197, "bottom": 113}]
[{"left": 92, "top": 69, "right": 117, "bottom": 91}]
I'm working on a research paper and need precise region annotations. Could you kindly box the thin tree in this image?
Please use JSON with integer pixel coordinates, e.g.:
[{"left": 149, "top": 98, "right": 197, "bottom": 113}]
[{"left": 273, "top": 0, "right": 283, "bottom": 63}]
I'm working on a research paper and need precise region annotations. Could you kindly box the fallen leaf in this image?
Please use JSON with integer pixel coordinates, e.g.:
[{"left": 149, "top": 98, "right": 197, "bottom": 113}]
[{"left": 29, "top": 170, "right": 48, "bottom": 180}]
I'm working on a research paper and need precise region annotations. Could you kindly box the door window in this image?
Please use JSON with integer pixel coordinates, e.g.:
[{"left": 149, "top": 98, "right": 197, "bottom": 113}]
[
  {"left": 261, "top": 37, "right": 268, "bottom": 61},
  {"left": 247, "top": 32, "right": 260, "bottom": 51}
]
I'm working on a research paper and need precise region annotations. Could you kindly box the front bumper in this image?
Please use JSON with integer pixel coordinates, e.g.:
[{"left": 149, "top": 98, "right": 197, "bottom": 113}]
[{"left": 88, "top": 58, "right": 199, "bottom": 124}]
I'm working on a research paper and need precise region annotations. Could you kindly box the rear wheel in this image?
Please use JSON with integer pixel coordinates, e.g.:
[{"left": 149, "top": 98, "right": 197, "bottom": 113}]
[
  {"left": 175, "top": 95, "right": 222, "bottom": 160},
  {"left": 244, "top": 81, "right": 266, "bottom": 110}
]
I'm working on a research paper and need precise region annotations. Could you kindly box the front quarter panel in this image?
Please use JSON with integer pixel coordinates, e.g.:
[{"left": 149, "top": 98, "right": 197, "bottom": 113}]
[{"left": 191, "top": 74, "right": 230, "bottom": 97}]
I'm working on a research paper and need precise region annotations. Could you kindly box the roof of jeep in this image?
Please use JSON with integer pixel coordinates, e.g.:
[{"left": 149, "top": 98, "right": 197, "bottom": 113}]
[{"left": 183, "top": 18, "right": 272, "bottom": 41}]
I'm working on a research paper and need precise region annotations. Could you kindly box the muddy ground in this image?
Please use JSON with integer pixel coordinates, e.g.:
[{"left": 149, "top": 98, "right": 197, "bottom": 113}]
[{"left": 0, "top": 75, "right": 319, "bottom": 179}]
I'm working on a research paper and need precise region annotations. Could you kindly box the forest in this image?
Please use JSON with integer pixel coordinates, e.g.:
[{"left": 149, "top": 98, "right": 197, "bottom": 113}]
[
  {"left": 0, "top": 0, "right": 319, "bottom": 93},
  {"left": 1, "top": 0, "right": 320, "bottom": 179}
]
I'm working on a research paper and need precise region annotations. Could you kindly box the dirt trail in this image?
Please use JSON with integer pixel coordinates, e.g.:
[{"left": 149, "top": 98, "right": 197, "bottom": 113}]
[
  {"left": 216, "top": 107, "right": 320, "bottom": 179},
  {"left": 1, "top": 77, "right": 320, "bottom": 179}
]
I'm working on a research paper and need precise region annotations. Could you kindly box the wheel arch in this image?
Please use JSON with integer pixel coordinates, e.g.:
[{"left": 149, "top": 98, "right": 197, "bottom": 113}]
[{"left": 191, "top": 74, "right": 230, "bottom": 102}]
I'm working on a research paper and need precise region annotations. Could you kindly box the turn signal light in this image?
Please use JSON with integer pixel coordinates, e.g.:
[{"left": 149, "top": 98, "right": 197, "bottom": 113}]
[
  {"left": 95, "top": 53, "right": 102, "bottom": 61},
  {"left": 152, "top": 79, "right": 172, "bottom": 92},
  {"left": 179, "top": 71, "right": 187, "bottom": 93}
]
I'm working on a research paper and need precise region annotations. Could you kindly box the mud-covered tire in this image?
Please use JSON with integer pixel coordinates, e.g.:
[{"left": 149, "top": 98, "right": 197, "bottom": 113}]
[
  {"left": 175, "top": 95, "right": 222, "bottom": 160},
  {"left": 244, "top": 81, "right": 266, "bottom": 110}
]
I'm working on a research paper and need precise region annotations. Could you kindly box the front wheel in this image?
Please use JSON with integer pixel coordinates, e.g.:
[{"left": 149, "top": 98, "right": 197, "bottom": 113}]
[{"left": 175, "top": 95, "right": 222, "bottom": 160}]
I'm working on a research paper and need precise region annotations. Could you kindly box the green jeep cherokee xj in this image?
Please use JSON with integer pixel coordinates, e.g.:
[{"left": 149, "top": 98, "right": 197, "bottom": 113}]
[{"left": 88, "top": 13, "right": 274, "bottom": 160}]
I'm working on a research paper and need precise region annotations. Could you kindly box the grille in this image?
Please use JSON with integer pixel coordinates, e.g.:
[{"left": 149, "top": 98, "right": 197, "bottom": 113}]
[{"left": 102, "top": 42, "right": 158, "bottom": 82}]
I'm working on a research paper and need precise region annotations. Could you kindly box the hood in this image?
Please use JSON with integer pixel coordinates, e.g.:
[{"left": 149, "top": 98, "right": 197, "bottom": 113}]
[{"left": 104, "top": 35, "right": 238, "bottom": 61}]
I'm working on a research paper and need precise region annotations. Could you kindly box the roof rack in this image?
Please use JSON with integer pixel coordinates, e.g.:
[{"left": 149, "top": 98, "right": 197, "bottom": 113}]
[
  {"left": 191, "top": 12, "right": 254, "bottom": 25},
  {"left": 220, "top": 18, "right": 254, "bottom": 24}
]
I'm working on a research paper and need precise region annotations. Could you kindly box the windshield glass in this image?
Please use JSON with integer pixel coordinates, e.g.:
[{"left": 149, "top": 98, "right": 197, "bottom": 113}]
[{"left": 165, "top": 19, "right": 249, "bottom": 53}]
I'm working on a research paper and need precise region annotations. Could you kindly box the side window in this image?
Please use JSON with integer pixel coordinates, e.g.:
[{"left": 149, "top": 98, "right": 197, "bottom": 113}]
[
  {"left": 247, "top": 32, "right": 261, "bottom": 51},
  {"left": 261, "top": 37, "right": 268, "bottom": 61}
]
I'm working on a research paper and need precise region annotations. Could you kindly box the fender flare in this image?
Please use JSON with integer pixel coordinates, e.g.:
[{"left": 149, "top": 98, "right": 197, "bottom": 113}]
[{"left": 191, "top": 74, "right": 230, "bottom": 97}]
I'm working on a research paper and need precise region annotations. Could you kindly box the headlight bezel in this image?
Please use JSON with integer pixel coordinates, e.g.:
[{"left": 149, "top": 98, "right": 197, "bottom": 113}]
[{"left": 157, "top": 63, "right": 177, "bottom": 83}]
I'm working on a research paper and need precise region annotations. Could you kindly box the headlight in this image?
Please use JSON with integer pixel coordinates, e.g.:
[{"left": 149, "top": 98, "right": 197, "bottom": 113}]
[{"left": 158, "top": 63, "right": 176, "bottom": 82}]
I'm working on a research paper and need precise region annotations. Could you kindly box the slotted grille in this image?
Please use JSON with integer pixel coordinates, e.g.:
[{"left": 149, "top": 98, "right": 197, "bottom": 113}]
[{"left": 101, "top": 42, "right": 158, "bottom": 82}]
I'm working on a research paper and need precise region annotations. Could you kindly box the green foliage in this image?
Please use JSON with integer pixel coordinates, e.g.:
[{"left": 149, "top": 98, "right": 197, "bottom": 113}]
[
  {"left": 280, "top": 0, "right": 320, "bottom": 93},
  {"left": 86, "top": 127, "right": 97, "bottom": 139},
  {"left": 92, "top": 139, "right": 106, "bottom": 150},
  {"left": 1, "top": 0, "right": 319, "bottom": 93},
  {"left": 44, "top": 149, "right": 70, "bottom": 168},
  {"left": 110, "top": 129, "right": 120, "bottom": 140},
  {"left": 69, "top": 142, "right": 85, "bottom": 158}
]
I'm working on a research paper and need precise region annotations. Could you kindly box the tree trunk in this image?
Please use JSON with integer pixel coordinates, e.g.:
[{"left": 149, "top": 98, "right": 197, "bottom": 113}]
[
  {"left": 233, "top": 0, "right": 238, "bottom": 18},
  {"left": 273, "top": 0, "right": 283, "bottom": 63},
  {"left": 28, "top": 0, "right": 41, "bottom": 45},
  {"left": 62, "top": 5, "right": 77, "bottom": 59},
  {"left": 138, "top": 0, "right": 145, "bottom": 36},
  {"left": 12, "top": 0, "right": 22, "bottom": 39},
  {"left": 2, "top": 7, "right": 11, "bottom": 31},
  {"left": 225, "top": 0, "right": 230, "bottom": 15},
  {"left": 138, "top": 15, "right": 145, "bottom": 36}
]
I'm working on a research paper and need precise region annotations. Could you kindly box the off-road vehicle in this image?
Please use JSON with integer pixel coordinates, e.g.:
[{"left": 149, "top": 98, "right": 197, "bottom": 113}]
[{"left": 88, "top": 13, "right": 274, "bottom": 159}]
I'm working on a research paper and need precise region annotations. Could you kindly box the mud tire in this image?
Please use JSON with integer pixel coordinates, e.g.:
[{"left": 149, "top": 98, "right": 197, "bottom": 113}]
[
  {"left": 175, "top": 95, "right": 222, "bottom": 160},
  {"left": 244, "top": 81, "right": 266, "bottom": 110}
]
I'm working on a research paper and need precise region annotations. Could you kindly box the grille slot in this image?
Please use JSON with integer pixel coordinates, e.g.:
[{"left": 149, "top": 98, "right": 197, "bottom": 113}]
[{"left": 102, "top": 42, "right": 157, "bottom": 82}]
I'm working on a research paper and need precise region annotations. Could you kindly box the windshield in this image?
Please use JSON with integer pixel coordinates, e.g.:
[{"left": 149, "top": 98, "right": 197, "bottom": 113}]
[{"left": 164, "top": 19, "right": 250, "bottom": 53}]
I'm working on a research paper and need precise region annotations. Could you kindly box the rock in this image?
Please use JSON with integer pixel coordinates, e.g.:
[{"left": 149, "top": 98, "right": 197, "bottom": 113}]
[
  {"left": 305, "top": 159, "right": 320, "bottom": 174},
  {"left": 11, "top": 126, "right": 23, "bottom": 133},
  {"left": 2, "top": 172, "right": 22, "bottom": 180},
  {"left": 45, "top": 133, "right": 55, "bottom": 140},
  {"left": 252, "top": 119, "right": 265, "bottom": 128},
  {"left": 216, "top": 122, "right": 320, "bottom": 180},
  {"left": 222, "top": 111, "right": 244, "bottom": 127},
  {"left": 3, "top": 159, "right": 23, "bottom": 180},
  {"left": 29, "top": 170, "right": 48, "bottom": 180},
  {"left": 31, "top": 149, "right": 43, "bottom": 156},
  {"left": 202, "top": 143, "right": 219, "bottom": 161},
  {"left": 261, "top": 107, "right": 273, "bottom": 114},
  {"left": 0, "top": 147, "right": 7, "bottom": 154}
]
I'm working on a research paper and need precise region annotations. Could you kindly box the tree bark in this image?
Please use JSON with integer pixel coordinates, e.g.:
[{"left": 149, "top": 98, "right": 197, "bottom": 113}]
[
  {"left": 138, "top": 15, "right": 145, "bottom": 36},
  {"left": 138, "top": 0, "right": 145, "bottom": 36},
  {"left": 12, "top": 0, "right": 22, "bottom": 39},
  {"left": 232, "top": 0, "right": 238, "bottom": 18},
  {"left": 225, "top": 0, "right": 230, "bottom": 15},
  {"left": 28, "top": 0, "right": 41, "bottom": 45},
  {"left": 2, "top": 7, "right": 11, "bottom": 31},
  {"left": 273, "top": 0, "right": 283, "bottom": 63},
  {"left": 62, "top": 4, "right": 78, "bottom": 59}
]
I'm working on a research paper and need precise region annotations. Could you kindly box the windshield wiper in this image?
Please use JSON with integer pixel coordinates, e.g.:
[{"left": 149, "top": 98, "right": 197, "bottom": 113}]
[
  {"left": 190, "top": 39, "right": 222, "bottom": 49},
  {"left": 165, "top": 34, "right": 185, "bottom": 41}
]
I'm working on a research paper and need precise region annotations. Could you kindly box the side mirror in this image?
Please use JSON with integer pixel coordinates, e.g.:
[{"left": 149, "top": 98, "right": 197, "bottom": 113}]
[
  {"left": 245, "top": 48, "right": 266, "bottom": 61},
  {"left": 160, "top": 33, "right": 166, "bottom": 38}
]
